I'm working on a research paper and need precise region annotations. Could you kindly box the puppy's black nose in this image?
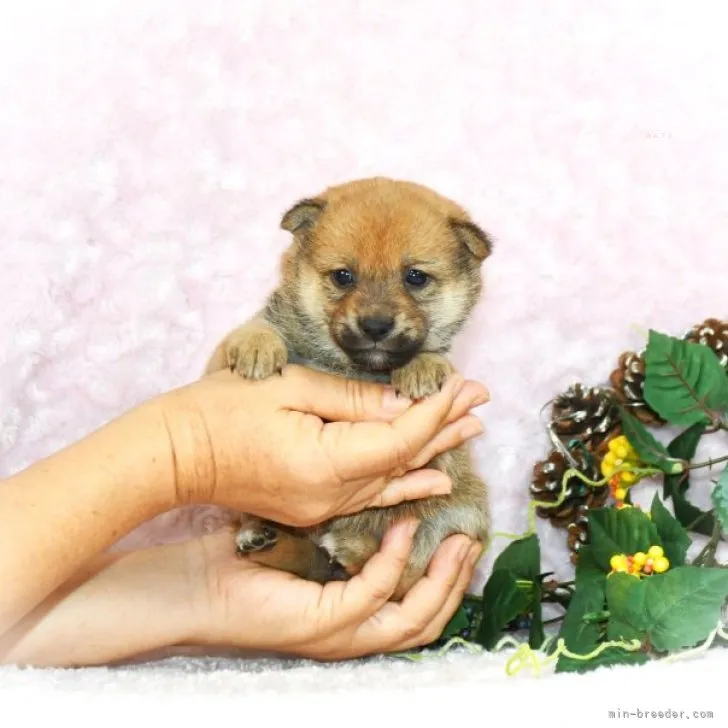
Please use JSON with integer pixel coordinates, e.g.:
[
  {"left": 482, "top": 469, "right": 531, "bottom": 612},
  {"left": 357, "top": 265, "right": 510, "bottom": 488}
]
[{"left": 358, "top": 315, "right": 395, "bottom": 342}]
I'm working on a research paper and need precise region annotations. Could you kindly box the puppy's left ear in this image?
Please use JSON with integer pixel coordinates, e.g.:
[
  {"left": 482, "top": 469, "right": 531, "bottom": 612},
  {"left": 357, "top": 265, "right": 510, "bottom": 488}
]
[
  {"left": 449, "top": 219, "right": 494, "bottom": 262},
  {"left": 280, "top": 198, "right": 326, "bottom": 234}
]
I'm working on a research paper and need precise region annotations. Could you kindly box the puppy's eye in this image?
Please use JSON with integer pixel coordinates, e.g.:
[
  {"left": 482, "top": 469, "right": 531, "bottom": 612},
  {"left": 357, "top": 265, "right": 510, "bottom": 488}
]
[
  {"left": 331, "top": 269, "right": 355, "bottom": 288},
  {"left": 404, "top": 268, "right": 429, "bottom": 288}
]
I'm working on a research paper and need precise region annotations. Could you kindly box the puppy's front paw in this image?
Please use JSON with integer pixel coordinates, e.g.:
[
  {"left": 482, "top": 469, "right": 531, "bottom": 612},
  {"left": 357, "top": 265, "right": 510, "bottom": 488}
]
[
  {"left": 391, "top": 353, "right": 456, "bottom": 400},
  {"left": 235, "top": 521, "right": 278, "bottom": 554},
  {"left": 226, "top": 329, "right": 288, "bottom": 380}
]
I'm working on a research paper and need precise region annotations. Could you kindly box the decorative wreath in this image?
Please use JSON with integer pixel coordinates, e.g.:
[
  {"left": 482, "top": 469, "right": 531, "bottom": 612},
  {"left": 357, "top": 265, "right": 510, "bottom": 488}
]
[{"left": 403, "top": 318, "right": 728, "bottom": 675}]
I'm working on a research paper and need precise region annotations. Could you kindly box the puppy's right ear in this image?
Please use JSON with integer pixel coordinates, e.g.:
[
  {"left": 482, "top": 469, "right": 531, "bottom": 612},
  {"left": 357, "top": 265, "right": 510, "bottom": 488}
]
[{"left": 280, "top": 198, "right": 326, "bottom": 234}]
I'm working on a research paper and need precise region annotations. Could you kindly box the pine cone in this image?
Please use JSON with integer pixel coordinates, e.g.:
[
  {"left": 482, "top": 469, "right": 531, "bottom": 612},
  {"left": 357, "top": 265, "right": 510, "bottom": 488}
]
[
  {"left": 609, "top": 350, "right": 665, "bottom": 426},
  {"left": 567, "top": 509, "right": 590, "bottom": 565},
  {"left": 550, "top": 383, "right": 622, "bottom": 451},
  {"left": 530, "top": 446, "right": 608, "bottom": 529},
  {"left": 684, "top": 317, "right": 728, "bottom": 369}
]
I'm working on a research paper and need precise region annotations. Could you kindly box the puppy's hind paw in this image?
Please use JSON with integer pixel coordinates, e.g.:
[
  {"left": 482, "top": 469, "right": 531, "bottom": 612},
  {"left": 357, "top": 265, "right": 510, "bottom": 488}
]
[{"left": 235, "top": 523, "right": 278, "bottom": 554}]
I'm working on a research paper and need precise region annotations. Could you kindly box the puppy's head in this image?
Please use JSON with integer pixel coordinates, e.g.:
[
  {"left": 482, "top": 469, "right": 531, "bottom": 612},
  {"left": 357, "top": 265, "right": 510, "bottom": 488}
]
[{"left": 279, "top": 178, "right": 493, "bottom": 373}]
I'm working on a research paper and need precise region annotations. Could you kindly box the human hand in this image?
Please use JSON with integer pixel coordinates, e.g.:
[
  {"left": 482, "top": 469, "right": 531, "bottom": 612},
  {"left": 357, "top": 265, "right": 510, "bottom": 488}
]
[
  {"left": 157, "top": 364, "right": 489, "bottom": 527},
  {"left": 189, "top": 523, "right": 483, "bottom": 660}
]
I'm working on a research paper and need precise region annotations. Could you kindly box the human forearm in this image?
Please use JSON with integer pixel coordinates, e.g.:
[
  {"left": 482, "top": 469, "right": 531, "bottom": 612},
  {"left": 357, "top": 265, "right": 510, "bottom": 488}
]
[
  {"left": 0, "top": 541, "right": 200, "bottom": 667},
  {"left": 0, "top": 402, "right": 176, "bottom": 637}
]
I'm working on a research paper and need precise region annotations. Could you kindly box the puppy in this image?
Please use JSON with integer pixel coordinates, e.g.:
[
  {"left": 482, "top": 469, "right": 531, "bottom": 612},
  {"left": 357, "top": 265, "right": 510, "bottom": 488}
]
[{"left": 204, "top": 177, "right": 492, "bottom": 600}]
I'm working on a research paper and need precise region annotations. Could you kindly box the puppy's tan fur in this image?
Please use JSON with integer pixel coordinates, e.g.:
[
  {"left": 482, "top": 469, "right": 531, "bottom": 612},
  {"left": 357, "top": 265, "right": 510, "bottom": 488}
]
[{"left": 205, "top": 177, "right": 492, "bottom": 599}]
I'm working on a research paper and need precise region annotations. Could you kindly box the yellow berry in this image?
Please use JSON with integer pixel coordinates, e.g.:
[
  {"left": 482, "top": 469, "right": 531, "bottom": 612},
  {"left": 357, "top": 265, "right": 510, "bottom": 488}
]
[
  {"left": 648, "top": 545, "right": 664, "bottom": 559},
  {"left": 610, "top": 554, "right": 627, "bottom": 571},
  {"left": 621, "top": 471, "right": 637, "bottom": 485},
  {"left": 653, "top": 556, "right": 670, "bottom": 573},
  {"left": 615, "top": 444, "right": 628, "bottom": 459},
  {"left": 633, "top": 552, "right": 647, "bottom": 568},
  {"left": 614, "top": 487, "right": 627, "bottom": 501}
]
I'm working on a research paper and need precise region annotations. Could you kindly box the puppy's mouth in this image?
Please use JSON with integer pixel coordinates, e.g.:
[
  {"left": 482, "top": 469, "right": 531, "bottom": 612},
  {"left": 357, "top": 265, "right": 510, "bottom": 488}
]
[{"left": 334, "top": 330, "right": 423, "bottom": 372}]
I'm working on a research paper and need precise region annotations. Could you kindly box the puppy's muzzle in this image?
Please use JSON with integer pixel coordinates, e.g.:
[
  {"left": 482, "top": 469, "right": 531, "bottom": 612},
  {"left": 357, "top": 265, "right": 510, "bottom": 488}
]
[{"left": 358, "top": 315, "right": 395, "bottom": 342}]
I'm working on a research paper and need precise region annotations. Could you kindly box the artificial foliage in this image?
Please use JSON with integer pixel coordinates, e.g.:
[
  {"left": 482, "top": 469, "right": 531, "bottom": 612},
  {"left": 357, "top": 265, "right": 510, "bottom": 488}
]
[{"left": 421, "top": 318, "right": 728, "bottom": 675}]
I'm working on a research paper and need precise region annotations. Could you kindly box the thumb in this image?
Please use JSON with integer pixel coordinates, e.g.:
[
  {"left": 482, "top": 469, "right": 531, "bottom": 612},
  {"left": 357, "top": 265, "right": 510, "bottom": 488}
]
[{"left": 279, "top": 364, "right": 414, "bottom": 422}]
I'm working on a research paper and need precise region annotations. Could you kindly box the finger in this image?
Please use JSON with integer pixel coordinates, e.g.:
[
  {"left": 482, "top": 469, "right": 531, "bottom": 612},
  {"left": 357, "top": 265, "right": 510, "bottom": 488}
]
[
  {"left": 443, "top": 381, "right": 490, "bottom": 425},
  {"left": 347, "top": 534, "right": 473, "bottom": 652},
  {"left": 406, "top": 414, "right": 485, "bottom": 471},
  {"left": 397, "top": 540, "right": 483, "bottom": 651},
  {"left": 342, "top": 469, "right": 452, "bottom": 514},
  {"left": 390, "top": 535, "right": 473, "bottom": 640},
  {"left": 320, "top": 374, "right": 467, "bottom": 480},
  {"left": 278, "top": 364, "right": 415, "bottom": 422},
  {"left": 334, "top": 519, "right": 420, "bottom": 624}
]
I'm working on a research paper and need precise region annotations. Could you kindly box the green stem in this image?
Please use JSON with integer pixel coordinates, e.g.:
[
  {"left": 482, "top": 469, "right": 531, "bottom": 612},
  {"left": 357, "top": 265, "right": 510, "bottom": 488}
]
[
  {"left": 692, "top": 519, "right": 723, "bottom": 567},
  {"left": 688, "top": 453, "right": 728, "bottom": 470}
]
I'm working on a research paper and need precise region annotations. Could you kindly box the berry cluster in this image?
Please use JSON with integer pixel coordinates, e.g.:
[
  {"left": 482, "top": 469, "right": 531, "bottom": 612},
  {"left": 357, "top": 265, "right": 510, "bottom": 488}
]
[
  {"left": 609, "top": 545, "right": 670, "bottom": 578},
  {"left": 600, "top": 435, "right": 643, "bottom": 504}
]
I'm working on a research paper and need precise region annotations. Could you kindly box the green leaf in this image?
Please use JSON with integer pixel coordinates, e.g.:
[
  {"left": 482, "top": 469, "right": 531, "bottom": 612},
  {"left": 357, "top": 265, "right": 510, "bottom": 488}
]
[
  {"left": 554, "top": 547, "right": 606, "bottom": 673},
  {"left": 491, "top": 534, "right": 540, "bottom": 581},
  {"left": 662, "top": 422, "right": 706, "bottom": 499},
  {"left": 673, "top": 493, "right": 716, "bottom": 537},
  {"left": 528, "top": 579, "right": 545, "bottom": 649},
  {"left": 710, "top": 464, "right": 728, "bottom": 534},
  {"left": 441, "top": 603, "right": 470, "bottom": 639},
  {"left": 642, "top": 566, "right": 728, "bottom": 651},
  {"left": 643, "top": 329, "right": 728, "bottom": 426},
  {"left": 475, "top": 570, "right": 531, "bottom": 649},
  {"left": 661, "top": 424, "right": 717, "bottom": 535},
  {"left": 587, "top": 507, "right": 661, "bottom": 572},
  {"left": 650, "top": 494, "right": 691, "bottom": 567},
  {"left": 667, "top": 421, "right": 707, "bottom": 459},
  {"left": 606, "top": 572, "right": 648, "bottom": 643},
  {"left": 620, "top": 408, "right": 683, "bottom": 473}
]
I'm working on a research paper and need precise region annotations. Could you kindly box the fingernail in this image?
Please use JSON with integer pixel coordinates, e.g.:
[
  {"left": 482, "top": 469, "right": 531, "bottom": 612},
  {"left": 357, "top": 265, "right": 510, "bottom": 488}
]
[
  {"left": 468, "top": 542, "right": 484, "bottom": 564},
  {"left": 461, "top": 419, "right": 485, "bottom": 440},
  {"left": 381, "top": 387, "right": 412, "bottom": 415},
  {"left": 471, "top": 385, "right": 490, "bottom": 407}
]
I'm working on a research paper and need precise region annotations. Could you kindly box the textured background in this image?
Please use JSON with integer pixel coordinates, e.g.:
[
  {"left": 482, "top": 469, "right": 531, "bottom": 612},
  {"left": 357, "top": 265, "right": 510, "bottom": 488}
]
[{"left": 1, "top": 0, "right": 727, "bottom": 590}]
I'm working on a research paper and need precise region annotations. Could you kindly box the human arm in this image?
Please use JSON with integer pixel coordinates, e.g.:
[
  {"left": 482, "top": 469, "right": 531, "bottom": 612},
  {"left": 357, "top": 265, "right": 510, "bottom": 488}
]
[
  {"left": 1, "top": 524, "right": 481, "bottom": 667},
  {"left": 0, "top": 365, "right": 488, "bottom": 647}
]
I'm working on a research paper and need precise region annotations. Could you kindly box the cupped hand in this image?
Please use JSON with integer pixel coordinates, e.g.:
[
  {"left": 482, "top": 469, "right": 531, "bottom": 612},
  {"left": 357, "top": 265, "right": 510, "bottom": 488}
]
[
  {"left": 189, "top": 523, "right": 483, "bottom": 660},
  {"left": 158, "top": 364, "right": 489, "bottom": 527}
]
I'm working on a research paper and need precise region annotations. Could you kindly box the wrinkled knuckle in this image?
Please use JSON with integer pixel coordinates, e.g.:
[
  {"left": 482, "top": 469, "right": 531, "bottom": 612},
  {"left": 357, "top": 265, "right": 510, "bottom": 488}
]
[
  {"left": 400, "top": 620, "right": 426, "bottom": 641},
  {"left": 344, "top": 378, "right": 368, "bottom": 418},
  {"left": 368, "top": 581, "right": 395, "bottom": 604},
  {"left": 391, "top": 431, "right": 417, "bottom": 466}
]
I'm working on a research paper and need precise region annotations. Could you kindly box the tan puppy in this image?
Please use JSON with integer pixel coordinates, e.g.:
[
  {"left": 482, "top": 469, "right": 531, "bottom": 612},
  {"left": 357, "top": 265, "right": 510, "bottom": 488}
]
[{"left": 205, "top": 177, "right": 492, "bottom": 599}]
